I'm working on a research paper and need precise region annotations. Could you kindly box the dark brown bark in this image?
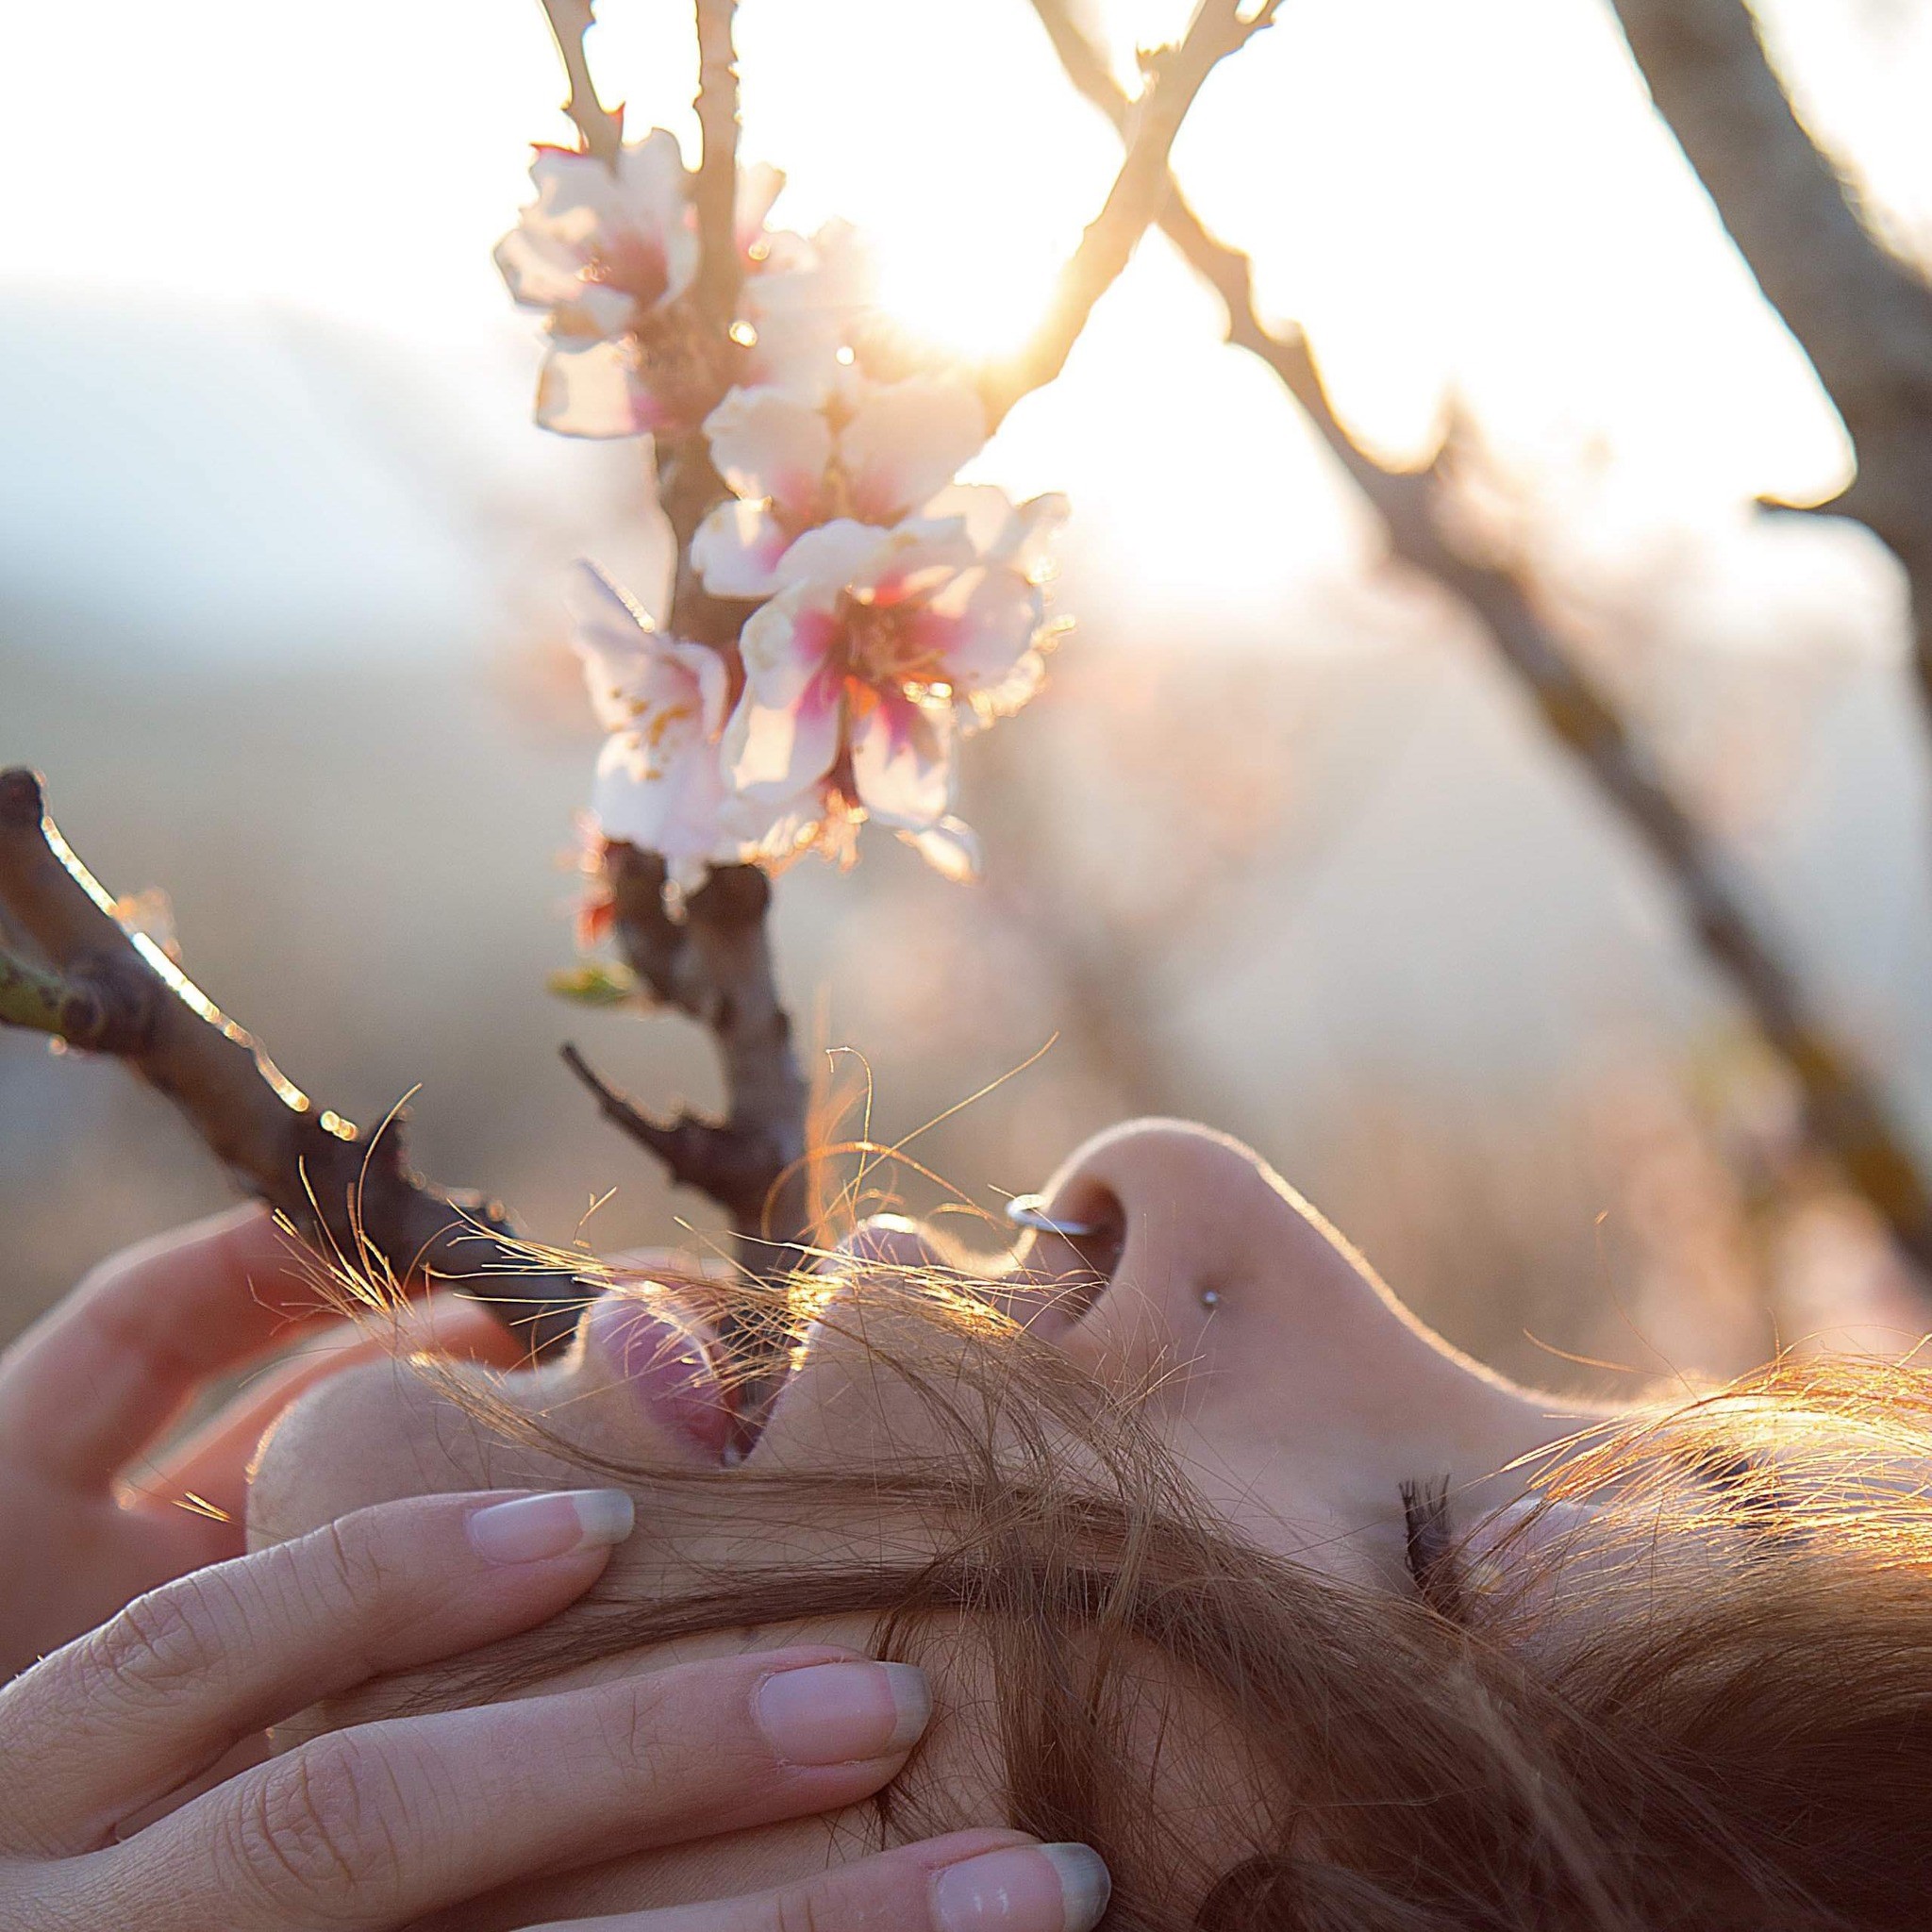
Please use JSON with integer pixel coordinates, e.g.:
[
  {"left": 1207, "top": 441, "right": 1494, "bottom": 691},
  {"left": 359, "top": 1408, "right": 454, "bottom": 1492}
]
[
  {"left": 571, "top": 846, "right": 811, "bottom": 1271},
  {"left": 1026, "top": 0, "right": 1932, "bottom": 1279},
  {"left": 0, "top": 768, "right": 590, "bottom": 1352},
  {"left": 1607, "top": 0, "right": 1932, "bottom": 714}
]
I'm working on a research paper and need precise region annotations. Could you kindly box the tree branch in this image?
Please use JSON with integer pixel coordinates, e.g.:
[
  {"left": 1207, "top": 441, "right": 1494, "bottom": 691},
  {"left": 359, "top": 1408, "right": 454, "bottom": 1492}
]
[
  {"left": 1024, "top": 0, "right": 1932, "bottom": 1280},
  {"left": 0, "top": 941, "right": 142, "bottom": 1048},
  {"left": 983, "top": 0, "right": 1278, "bottom": 427},
  {"left": 691, "top": 0, "right": 742, "bottom": 329},
  {"left": 591, "top": 845, "right": 810, "bottom": 1270},
  {"left": 538, "top": 0, "right": 624, "bottom": 164},
  {"left": 1607, "top": 0, "right": 1932, "bottom": 712},
  {"left": 0, "top": 769, "right": 590, "bottom": 1352}
]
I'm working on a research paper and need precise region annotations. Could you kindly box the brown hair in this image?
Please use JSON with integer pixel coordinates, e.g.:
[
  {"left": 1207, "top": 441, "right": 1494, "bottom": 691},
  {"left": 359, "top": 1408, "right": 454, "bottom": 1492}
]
[{"left": 390, "top": 1258, "right": 1932, "bottom": 1931}]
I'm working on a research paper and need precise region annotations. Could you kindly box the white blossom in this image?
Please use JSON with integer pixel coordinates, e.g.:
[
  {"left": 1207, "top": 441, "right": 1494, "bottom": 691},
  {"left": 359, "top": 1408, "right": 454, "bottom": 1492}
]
[
  {"left": 496, "top": 133, "right": 700, "bottom": 438},
  {"left": 569, "top": 561, "right": 807, "bottom": 887},
  {"left": 721, "top": 488, "right": 1067, "bottom": 872},
  {"left": 692, "top": 375, "right": 988, "bottom": 598}
]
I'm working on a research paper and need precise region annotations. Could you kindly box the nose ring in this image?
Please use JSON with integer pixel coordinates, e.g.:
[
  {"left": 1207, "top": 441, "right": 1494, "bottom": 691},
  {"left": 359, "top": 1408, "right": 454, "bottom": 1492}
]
[{"left": 1006, "top": 1192, "right": 1107, "bottom": 1241}]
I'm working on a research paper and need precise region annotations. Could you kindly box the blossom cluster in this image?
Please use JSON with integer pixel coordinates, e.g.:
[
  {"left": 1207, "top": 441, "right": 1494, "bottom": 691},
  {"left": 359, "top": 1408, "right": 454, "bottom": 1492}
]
[{"left": 498, "top": 129, "right": 1068, "bottom": 890}]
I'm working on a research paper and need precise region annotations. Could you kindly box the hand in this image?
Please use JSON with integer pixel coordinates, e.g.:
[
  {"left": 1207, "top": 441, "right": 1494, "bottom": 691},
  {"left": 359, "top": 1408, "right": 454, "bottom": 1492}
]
[
  {"left": 0, "top": 1487, "right": 1108, "bottom": 1932},
  {"left": 0, "top": 1203, "right": 525, "bottom": 1676}
]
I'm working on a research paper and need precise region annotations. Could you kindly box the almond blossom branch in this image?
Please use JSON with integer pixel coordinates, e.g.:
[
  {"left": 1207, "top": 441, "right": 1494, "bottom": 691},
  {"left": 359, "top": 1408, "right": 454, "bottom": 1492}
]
[
  {"left": 1607, "top": 0, "right": 1932, "bottom": 721},
  {"left": 983, "top": 0, "right": 1278, "bottom": 426},
  {"left": 1025, "top": 0, "right": 1932, "bottom": 1280},
  {"left": 537, "top": 0, "right": 623, "bottom": 165},
  {"left": 0, "top": 768, "right": 590, "bottom": 1351}
]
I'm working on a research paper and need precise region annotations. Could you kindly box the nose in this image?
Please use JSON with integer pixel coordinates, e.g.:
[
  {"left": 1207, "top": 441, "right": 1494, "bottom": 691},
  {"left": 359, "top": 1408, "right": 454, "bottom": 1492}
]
[{"left": 1024, "top": 1120, "right": 1577, "bottom": 1496}]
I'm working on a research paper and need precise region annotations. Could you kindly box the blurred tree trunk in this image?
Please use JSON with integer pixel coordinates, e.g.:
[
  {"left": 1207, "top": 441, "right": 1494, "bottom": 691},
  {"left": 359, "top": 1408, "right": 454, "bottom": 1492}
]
[{"left": 1608, "top": 0, "right": 1932, "bottom": 716}]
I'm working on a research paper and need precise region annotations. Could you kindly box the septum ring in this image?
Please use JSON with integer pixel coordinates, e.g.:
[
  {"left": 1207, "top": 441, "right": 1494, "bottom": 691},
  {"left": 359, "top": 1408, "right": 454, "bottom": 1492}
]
[{"left": 1006, "top": 1193, "right": 1106, "bottom": 1241}]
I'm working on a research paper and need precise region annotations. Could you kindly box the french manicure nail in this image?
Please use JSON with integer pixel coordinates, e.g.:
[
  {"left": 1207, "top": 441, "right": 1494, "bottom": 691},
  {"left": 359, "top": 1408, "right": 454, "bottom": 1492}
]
[
  {"left": 934, "top": 1842, "right": 1111, "bottom": 1932},
  {"left": 755, "top": 1660, "right": 931, "bottom": 1764},
  {"left": 466, "top": 1489, "right": 635, "bottom": 1564}
]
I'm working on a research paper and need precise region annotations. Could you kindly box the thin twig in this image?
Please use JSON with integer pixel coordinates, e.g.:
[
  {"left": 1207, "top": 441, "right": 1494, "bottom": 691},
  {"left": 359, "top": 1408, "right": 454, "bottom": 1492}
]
[
  {"left": 1024, "top": 0, "right": 1932, "bottom": 1279},
  {"left": 691, "top": 0, "right": 742, "bottom": 328},
  {"left": 0, "top": 768, "right": 590, "bottom": 1351},
  {"left": 0, "top": 943, "right": 139, "bottom": 1048},
  {"left": 1607, "top": 0, "right": 1932, "bottom": 721},
  {"left": 593, "top": 846, "right": 810, "bottom": 1270},
  {"left": 985, "top": 0, "right": 1277, "bottom": 426},
  {"left": 537, "top": 0, "right": 623, "bottom": 164}
]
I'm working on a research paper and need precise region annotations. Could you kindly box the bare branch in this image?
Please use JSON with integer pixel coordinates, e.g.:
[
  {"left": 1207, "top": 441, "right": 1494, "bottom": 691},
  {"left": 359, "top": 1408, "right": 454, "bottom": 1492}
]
[
  {"left": 0, "top": 769, "right": 589, "bottom": 1352},
  {"left": 538, "top": 0, "right": 623, "bottom": 164},
  {"left": 1025, "top": 0, "right": 1932, "bottom": 1280},
  {"left": 691, "top": 0, "right": 743, "bottom": 328},
  {"left": 0, "top": 942, "right": 142, "bottom": 1048},
  {"left": 984, "top": 0, "right": 1277, "bottom": 425},
  {"left": 560, "top": 1041, "right": 779, "bottom": 1225},
  {"left": 1607, "top": 0, "right": 1932, "bottom": 709},
  {"left": 592, "top": 845, "right": 810, "bottom": 1266}
]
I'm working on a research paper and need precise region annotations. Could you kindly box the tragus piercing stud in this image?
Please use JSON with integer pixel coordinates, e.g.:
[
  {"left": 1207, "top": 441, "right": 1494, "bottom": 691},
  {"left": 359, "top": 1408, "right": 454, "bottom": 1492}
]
[
  {"left": 1199, "top": 1289, "right": 1222, "bottom": 1309},
  {"left": 1006, "top": 1193, "right": 1106, "bottom": 1241}
]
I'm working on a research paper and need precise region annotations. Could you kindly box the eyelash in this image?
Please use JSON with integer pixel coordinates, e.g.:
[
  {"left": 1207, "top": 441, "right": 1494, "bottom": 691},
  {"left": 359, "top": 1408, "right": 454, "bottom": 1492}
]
[{"left": 1400, "top": 1474, "right": 1473, "bottom": 1623}]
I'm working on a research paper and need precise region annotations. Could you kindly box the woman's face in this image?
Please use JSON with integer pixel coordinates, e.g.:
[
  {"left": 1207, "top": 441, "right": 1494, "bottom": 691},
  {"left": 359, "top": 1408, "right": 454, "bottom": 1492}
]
[{"left": 247, "top": 1119, "right": 1603, "bottom": 1924}]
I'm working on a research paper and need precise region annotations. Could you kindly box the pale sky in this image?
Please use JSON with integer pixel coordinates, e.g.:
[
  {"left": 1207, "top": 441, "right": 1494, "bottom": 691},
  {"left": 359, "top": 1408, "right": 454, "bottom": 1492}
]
[{"left": 3, "top": 0, "right": 1929, "bottom": 656}]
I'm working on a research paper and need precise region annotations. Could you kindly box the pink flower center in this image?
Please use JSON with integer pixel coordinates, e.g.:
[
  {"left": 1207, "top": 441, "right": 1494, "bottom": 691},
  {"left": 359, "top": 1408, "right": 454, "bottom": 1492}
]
[{"left": 836, "top": 588, "right": 950, "bottom": 693}]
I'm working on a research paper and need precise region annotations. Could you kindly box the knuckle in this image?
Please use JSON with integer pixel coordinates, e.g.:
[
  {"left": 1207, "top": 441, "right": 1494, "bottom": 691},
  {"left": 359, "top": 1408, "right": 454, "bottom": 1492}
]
[
  {"left": 80, "top": 1574, "right": 229, "bottom": 1707},
  {"left": 224, "top": 1735, "right": 408, "bottom": 1919},
  {"left": 309, "top": 1514, "right": 407, "bottom": 1623}
]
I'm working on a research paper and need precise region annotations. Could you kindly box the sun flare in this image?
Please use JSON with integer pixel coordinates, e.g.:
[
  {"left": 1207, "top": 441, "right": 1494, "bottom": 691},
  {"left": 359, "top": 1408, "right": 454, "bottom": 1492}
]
[{"left": 873, "top": 238, "right": 1058, "bottom": 364}]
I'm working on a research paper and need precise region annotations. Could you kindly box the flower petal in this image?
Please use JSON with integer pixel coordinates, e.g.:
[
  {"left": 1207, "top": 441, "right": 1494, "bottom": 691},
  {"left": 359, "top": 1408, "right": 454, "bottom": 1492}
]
[
  {"left": 850, "top": 690, "right": 954, "bottom": 829},
  {"left": 494, "top": 224, "right": 588, "bottom": 309},
  {"left": 839, "top": 377, "right": 987, "bottom": 524},
  {"left": 742, "top": 219, "right": 875, "bottom": 402},
  {"left": 896, "top": 814, "right": 983, "bottom": 883},
  {"left": 567, "top": 560, "right": 729, "bottom": 739},
  {"left": 914, "top": 565, "right": 1045, "bottom": 693},
  {"left": 774, "top": 517, "right": 896, "bottom": 593},
  {"left": 722, "top": 668, "right": 842, "bottom": 801},
  {"left": 702, "top": 386, "right": 831, "bottom": 516},
  {"left": 918, "top": 485, "right": 1069, "bottom": 578},
  {"left": 615, "top": 129, "right": 699, "bottom": 299},
  {"left": 739, "top": 594, "right": 840, "bottom": 709},
  {"left": 691, "top": 499, "right": 793, "bottom": 599},
  {"left": 536, "top": 338, "right": 661, "bottom": 438}
]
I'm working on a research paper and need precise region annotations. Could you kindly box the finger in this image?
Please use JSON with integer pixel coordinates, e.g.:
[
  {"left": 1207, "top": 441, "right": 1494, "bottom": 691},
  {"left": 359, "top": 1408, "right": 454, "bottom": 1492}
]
[
  {"left": 0, "top": 1205, "right": 336, "bottom": 1491},
  {"left": 0, "top": 1487, "right": 634, "bottom": 1849},
  {"left": 514, "top": 1833, "right": 1113, "bottom": 1932},
  {"left": 130, "top": 1293, "right": 528, "bottom": 1529},
  {"left": 119, "top": 1649, "right": 939, "bottom": 1932}
]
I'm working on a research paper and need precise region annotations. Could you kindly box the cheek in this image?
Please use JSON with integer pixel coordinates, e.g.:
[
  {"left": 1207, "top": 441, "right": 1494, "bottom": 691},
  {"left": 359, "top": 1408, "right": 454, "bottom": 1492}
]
[{"left": 245, "top": 1356, "right": 586, "bottom": 1552}]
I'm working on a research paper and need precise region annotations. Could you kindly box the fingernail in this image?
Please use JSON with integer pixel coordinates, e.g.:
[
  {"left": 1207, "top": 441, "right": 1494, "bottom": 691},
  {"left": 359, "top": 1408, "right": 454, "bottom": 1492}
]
[
  {"left": 755, "top": 1660, "right": 931, "bottom": 1764},
  {"left": 934, "top": 1843, "right": 1111, "bottom": 1932},
  {"left": 466, "top": 1489, "right": 635, "bottom": 1564}
]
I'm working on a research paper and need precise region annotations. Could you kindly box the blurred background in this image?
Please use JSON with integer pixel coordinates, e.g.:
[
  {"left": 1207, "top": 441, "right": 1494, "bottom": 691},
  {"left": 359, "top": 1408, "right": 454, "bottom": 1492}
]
[{"left": 7, "top": 0, "right": 1932, "bottom": 1396}]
